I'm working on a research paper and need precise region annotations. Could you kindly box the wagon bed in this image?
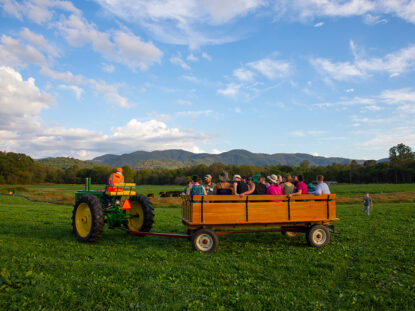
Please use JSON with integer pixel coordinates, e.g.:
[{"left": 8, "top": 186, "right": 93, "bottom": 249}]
[{"left": 182, "top": 194, "right": 338, "bottom": 229}]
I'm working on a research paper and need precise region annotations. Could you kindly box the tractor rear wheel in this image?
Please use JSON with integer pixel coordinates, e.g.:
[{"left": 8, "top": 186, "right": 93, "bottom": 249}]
[
  {"left": 72, "top": 194, "right": 104, "bottom": 243},
  {"left": 127, "top": 194, "right": 154, "bottom": 232}
]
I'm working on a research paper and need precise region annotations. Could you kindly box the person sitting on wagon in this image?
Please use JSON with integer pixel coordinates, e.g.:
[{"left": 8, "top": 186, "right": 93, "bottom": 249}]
[
  {"left": 266, "top": 174, "right": 283, "bottom": 202},
  {"left": 254, "top": 176, "right": 267, "bottom": 195},
  {"left": 239, "top": 176, "right": 256, "bottom": 197},
  {"left": 187, "top": 176, "right": 207, "bottom": 196},
  {"left": 213, "top": 171, "right": 233, "bottom": 195},
  {"left": 204, "top": 174, "right": 215, "bottom": 195},
  {"left": 233, "top": 174, "right": 249, "bottom": 195},
  {"left": 290, "top": 174, "right": 308, "bottom": 196},
  {"left": 308, "top": 175, "right": 331, "bottom": 195},
  {"left": 281, "top": 174, "right": 295, "bottom": 195}
]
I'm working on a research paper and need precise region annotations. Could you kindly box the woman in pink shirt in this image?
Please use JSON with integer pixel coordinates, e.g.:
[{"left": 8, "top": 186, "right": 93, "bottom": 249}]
[
  {"left": 266, "top": 174, "right": 283, "bottom": 202},
  {"left": 291, "top": 174, "right": 308, "bottom": 196}
]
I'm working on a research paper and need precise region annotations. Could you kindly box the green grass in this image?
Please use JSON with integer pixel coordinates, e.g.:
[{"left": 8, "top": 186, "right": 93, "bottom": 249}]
[{"left": 1, "top": 193, "right": 414, "bottom": 310}]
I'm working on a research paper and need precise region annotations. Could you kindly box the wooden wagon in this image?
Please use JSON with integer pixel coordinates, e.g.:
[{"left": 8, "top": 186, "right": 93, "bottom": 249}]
[{"left": 181, "top": 194, "right": 338, "bottom": 252}]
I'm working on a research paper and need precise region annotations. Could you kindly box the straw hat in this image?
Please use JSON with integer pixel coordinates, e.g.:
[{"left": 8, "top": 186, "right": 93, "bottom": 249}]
[
  {"left": 267, "top": 174, "right": 279, "bottom": 184},
  {"left": 219, "top": 171, "right": 229, "bottom": 182}
]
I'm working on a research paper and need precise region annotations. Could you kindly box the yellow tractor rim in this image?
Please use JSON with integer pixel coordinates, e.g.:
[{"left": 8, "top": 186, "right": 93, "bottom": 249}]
[
  {"left": 127, "top": 200, "right": 144, "bottom": 231},
  {"left": 75, "top": 203, "right": 92, "bottom": 238}
]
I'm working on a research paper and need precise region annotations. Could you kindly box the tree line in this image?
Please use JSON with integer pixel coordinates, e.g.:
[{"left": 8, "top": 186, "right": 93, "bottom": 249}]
[{"left": 1, "top": 144, "right": 414, "bottom": 185}]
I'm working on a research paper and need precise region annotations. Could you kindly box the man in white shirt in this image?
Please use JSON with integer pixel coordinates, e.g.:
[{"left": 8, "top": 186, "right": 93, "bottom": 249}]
[{"left": 309, "top": 175, "right": 331, "bottom": 195}]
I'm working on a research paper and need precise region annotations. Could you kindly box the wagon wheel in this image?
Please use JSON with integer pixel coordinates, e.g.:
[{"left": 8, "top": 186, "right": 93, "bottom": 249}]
[
  {"left": 72, "top": 194, "right": 104, "bottom": 243},
  {"left": 306, "top": 225, "right": 330, "bottom": 247},
  {"left": 127, "top": 194, "right": 154, "bottom": 232},
  {"left": 191, "top": 229, "right": 219, "bottom": 253}
]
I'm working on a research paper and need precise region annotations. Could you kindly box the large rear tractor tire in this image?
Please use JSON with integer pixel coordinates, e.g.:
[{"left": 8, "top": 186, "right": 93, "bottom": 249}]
[
  {"left": 127, "top": 194, "right": 154, "bottom": 232},
  {"left": 72, "top": 194, "right": 104, "bottom": 243}
]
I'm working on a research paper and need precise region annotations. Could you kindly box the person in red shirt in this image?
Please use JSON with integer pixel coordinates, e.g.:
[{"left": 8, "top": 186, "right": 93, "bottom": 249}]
[{"left": 290, "top": 174, "right": 308, "bottom": 196}]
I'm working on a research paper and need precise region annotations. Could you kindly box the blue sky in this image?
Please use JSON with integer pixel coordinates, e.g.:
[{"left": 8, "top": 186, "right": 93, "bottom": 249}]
[{"left": 1, "top": 0, "right": 415, "bottom": 160}]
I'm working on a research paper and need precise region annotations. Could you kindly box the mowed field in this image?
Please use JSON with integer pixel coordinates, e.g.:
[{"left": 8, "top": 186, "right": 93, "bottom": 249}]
[{"left": 0, "top": 184, "right": 414, "bottom": 310}]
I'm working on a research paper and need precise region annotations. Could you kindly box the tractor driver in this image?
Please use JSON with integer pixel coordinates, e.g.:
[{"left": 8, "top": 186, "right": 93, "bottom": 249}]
[{"left": 108, "top": 168, "right": 125, "bottom": 192}]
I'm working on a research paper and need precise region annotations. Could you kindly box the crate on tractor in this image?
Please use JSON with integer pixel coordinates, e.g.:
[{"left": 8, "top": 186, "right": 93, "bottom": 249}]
[{"left": 72, "top": 178, "right": 154, "bottom": 243}]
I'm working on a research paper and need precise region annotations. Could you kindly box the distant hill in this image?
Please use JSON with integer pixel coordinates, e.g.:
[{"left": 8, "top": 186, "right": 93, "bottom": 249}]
[
  {"left": 36, "top": 157, "right": 98, "bottom": 170},
  {"left": 92, "top": 149, "right": 365, "bottom": 168}
]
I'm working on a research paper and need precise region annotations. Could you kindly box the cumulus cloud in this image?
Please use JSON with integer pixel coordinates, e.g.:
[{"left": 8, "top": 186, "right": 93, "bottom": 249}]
[
  {"left": 0, "top": 66, "right": 55, "bottom": 115},
  {"left": 314, "top": 21, "right": 324, "bottom": 27},
  {"left": 0, "top": 66, "right": 209, "bottom": 159}
]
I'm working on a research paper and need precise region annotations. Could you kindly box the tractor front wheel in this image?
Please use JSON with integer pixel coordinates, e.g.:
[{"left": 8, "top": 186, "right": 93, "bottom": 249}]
[
  {"left": 127, "top": 194, "right": 154, "bottom": 232},
  {"left": 72, "top": 194, "right": 104, "bottom": 243}
]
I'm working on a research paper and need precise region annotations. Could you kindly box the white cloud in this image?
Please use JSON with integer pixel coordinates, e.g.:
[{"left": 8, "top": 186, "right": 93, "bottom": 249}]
[
  {"left": 176, "top": 110, "right": 212, "bottom": 118},
  {"left": 202, "top": 52, "right": 212, "bottom": 61},
  {"left": 217, "top": 83, "right": 241, "bottom": 97},
  {"left": 233, "top": 68, "right": 255, "bottom": 81},
  {"left": 40, "top": 67, "right": 131, "bottom": 108},
  {"left": 187, "top": 53, "right": 198, "bottom": 62},
  {"left": 170, "top": 55, "right": 191, "bottom": 70},
  {"left": 291, "top": 130, "right": 305, "bottom": 137},
  {"left": 247, "top": 58, "right": 291, "bottom": 79},
  {"left": 0, "top": 34, "right": 48, "bottom": 68},
  {"left": 55, "top": 14, "right": 162, "bottom": 70},
  {"left": 177, "top": 99, "right": 193, "bottom": 106},
  {"left": 363, "top": 14, "right": 388, "bottom": 25},
  {"left": 58, "top": 84, "right": 83, "bottom": 100},
  {"left": 94, "top": 0, "right": 265, "bottom": 48},
  {"left": 273, "top": 0, "right": 415, "bottom": 24},
  {"left": 0, "top": 67, "right": 209, "bottom": 159},
  {"left": 102, "top": 63, "right": 115, "bottom": 73},
  {"left": 314, "top": 21, "right": 324, "bottom": 27},
  {"left": 19, "top": 28, "right": 60, "bottom": 59},
  {"left": 1, "top": 0, "right": 81, "bottom": 24},
  {"left": 0, "top": 66, "right": 55, "bottom": 115},
  {"left": 346, "top": 88, "right": 354, "bottom": 93},
  {"left": 312, "top": 41, "right": 415, "bottom": 81},
  {"left": 311, "top": 58, "right": 364, "bottom": 81}
]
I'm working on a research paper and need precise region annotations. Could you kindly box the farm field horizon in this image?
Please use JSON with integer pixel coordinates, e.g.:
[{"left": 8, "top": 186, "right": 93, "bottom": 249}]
[{"left": 0, "top": 183, "right": 414, "bottom": 310}]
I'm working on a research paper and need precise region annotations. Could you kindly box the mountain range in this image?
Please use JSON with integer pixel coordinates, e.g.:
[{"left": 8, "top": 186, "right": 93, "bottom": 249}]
[{"left": 90, "top": 149, "right": 366, "bottom": 169}]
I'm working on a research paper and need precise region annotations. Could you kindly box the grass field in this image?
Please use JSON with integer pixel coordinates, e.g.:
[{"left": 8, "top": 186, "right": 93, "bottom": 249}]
[{"left": 0, "top": 184, "right": 414, "bottom": 310}]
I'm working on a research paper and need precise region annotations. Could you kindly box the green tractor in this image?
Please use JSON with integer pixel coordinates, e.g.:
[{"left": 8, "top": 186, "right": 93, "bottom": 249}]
[{"left": 72, "top": 178, "right": 154, "bottom": 242}]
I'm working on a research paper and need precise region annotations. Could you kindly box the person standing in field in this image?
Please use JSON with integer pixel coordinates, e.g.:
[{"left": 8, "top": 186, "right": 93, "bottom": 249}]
[
  {"left": 363, "top": 193, "right": 373, "bottom": 216},
  {"left": 308, "top": 175, "right": 331, "bottom": 195}
]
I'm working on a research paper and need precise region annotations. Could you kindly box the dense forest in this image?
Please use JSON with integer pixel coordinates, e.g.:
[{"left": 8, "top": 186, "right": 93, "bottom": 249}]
[{"left": 0, "top": 144, "right": 414, "bottom": 185}]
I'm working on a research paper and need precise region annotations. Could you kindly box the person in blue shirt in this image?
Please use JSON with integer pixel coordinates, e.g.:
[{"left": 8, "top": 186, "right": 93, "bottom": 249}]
[{"left": 308, "top": 175, "right": 331, "bottom": 195}]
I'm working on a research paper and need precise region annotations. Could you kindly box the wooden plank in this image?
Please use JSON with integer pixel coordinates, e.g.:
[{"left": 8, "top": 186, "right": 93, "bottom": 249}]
[{"left": 190, "top": 194, "right": 336, "bottom": 202}]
